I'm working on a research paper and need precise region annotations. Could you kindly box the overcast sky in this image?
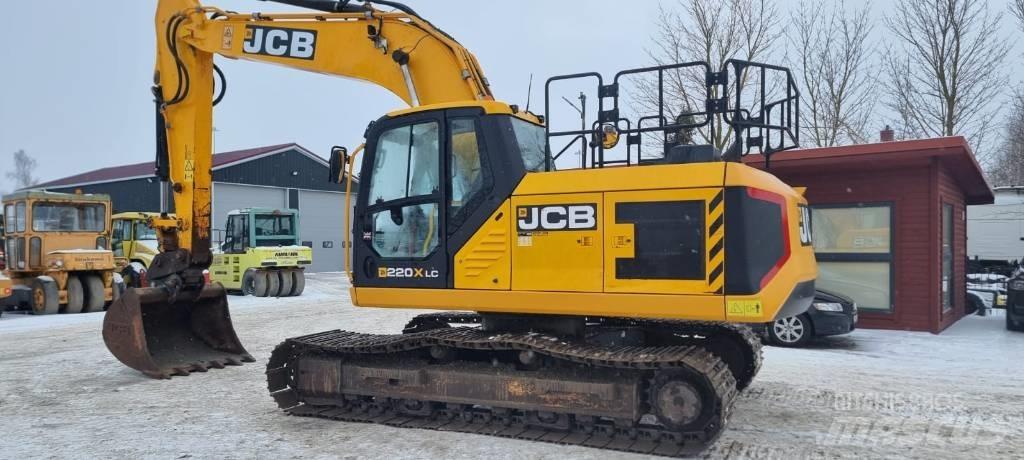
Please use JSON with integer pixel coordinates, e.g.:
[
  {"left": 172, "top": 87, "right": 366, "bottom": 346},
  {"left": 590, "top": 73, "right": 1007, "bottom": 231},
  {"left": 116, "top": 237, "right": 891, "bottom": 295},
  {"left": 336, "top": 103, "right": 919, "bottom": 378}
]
[{"left": 1, "top": 0, "right": 1022, "bottom": 188}]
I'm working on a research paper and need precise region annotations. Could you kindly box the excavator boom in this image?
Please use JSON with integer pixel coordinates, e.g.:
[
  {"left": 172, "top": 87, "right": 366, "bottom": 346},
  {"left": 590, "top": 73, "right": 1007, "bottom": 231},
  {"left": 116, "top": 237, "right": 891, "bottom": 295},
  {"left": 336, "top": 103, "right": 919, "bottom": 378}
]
[{"left": 104, "top": 0, "right": 494, "bottom": 378}]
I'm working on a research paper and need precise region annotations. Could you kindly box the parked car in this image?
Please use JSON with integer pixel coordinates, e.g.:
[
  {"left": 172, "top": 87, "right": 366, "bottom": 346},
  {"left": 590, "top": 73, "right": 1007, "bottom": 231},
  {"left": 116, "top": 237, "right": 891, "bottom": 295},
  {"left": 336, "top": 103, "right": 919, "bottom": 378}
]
[
  {"left": 756, "top": 289, "right": 858, "bottom": 346},
  {"left": 967, "top": 272, "right": 1009, "bottom": 316},
  {"left": 1007, "top": 271, "right": 1024, "bottom": 332}
]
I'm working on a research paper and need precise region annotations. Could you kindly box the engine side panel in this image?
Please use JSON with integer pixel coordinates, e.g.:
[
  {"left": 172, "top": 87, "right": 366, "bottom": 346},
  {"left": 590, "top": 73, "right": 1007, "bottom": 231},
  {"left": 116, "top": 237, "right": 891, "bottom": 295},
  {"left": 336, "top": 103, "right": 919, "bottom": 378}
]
[
  {"left": 453, "top": 201, "right": 512, "bottom": 290},
  {"left": 510, "top": 193, "right": 603, "bottom": 292}
]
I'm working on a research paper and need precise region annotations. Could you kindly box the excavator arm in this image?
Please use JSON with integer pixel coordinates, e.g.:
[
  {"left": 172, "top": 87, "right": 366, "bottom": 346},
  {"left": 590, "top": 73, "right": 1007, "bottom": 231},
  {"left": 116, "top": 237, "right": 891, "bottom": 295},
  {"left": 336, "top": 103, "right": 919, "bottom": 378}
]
[
  {"left": 104, "top": 0, "right": 495, "bottom": 378},
  {"left": 152, "top": 0, "right": 493, "bottom": 281}
]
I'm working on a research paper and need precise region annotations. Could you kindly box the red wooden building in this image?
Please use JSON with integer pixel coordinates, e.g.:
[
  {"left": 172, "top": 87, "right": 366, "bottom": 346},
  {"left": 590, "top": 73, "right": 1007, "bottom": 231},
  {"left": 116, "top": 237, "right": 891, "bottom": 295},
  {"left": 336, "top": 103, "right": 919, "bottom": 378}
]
[{"left": 745, "top": 137, "right": 993, "bottom": 333}]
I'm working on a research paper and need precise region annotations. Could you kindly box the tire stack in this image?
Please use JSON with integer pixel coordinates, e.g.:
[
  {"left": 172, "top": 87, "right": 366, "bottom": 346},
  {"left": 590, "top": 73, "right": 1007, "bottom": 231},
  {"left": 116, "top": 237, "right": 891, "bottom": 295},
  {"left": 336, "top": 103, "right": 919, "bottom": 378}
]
[{"left": 242, "top": 269, "right": 305, "bottom": 297}]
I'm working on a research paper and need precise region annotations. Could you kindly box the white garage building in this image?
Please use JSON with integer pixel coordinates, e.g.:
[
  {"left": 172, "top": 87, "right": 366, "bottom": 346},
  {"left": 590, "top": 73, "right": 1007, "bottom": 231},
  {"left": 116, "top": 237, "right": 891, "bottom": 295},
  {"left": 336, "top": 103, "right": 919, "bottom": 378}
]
[{"left": 33, "top": 143, "right": 357, "bottom": 273}]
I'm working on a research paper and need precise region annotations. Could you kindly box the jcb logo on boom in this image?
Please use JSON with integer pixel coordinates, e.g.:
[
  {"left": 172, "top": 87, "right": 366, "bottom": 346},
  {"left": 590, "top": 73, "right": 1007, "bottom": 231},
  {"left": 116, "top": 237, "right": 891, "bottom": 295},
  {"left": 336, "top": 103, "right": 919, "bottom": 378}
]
[
  {"left": 378, "top": 267, "right": 440, "bottom": 279},
  {"left": 243, "top": 26, "right": 316, "bottom": 60},
  {"left": 517, "top": 204, "right": 597, "bottom": 231}
]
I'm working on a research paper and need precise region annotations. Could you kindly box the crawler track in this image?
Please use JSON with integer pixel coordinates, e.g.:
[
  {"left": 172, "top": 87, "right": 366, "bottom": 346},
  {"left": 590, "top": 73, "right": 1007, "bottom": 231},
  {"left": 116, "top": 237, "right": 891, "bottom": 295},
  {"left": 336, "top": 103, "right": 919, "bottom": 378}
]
[
  {"left": 404, "top": 312, "right": 763, "bottom": 390},
  {"left": 267, "top": 316, "right": 761, "bottom": 457}
]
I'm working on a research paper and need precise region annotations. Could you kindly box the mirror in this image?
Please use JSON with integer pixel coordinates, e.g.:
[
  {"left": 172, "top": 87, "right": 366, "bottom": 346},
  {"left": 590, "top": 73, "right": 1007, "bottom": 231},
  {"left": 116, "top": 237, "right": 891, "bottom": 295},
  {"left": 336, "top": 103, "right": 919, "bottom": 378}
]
[
  {"left": 328, "top": 145, "right": 348, "bottom": 184},
  {"left": 595, "top": 124, "right": 619, "bottom": 149}
]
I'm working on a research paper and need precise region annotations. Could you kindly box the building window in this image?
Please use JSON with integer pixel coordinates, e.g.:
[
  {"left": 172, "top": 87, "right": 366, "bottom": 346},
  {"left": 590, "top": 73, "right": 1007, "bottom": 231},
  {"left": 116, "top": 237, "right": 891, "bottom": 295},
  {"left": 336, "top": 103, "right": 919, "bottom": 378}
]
[
  {"left": 812, "top": 204, "right": 893, "bottom": 312},
  {"left": 941, "top": 203, "right": 953, "bottom": 312}
]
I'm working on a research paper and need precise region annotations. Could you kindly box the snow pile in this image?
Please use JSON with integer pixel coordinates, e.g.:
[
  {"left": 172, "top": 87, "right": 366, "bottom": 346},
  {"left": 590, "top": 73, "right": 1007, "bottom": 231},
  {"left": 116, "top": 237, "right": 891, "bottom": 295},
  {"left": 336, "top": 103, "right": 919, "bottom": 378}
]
[{"left": 0, "top": 273, "right": 1021, "bottom": 459}]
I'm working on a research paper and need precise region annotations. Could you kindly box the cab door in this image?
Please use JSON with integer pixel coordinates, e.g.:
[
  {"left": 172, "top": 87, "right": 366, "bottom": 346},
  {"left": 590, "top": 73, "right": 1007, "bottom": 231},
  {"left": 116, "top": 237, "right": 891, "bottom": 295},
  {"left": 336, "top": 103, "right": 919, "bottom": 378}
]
[
  {"left": 604, "top": 188, "right": 725, "bottom": 295},
  {"left": 353, "top": 111, "right": 448, "bottom": 288}
]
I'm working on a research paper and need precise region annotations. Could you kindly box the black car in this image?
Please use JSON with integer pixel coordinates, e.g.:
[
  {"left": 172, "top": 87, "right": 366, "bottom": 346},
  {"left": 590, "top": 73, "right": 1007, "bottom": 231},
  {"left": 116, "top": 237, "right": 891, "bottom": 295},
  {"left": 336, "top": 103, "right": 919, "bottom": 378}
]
[
  {"left": 1007, "top": 273, "right": 1024, "bottom": 332},
  {"left": 756, "top": 289, "right": 858, "bottom": 346}
]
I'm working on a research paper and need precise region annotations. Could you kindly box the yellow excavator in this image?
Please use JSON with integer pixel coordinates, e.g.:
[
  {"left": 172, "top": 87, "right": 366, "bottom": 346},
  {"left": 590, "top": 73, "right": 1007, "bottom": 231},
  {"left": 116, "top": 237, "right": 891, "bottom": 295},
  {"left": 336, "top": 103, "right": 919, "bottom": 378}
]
[{"left": 103, "top": 0, "right": 816, "bottom": 455}]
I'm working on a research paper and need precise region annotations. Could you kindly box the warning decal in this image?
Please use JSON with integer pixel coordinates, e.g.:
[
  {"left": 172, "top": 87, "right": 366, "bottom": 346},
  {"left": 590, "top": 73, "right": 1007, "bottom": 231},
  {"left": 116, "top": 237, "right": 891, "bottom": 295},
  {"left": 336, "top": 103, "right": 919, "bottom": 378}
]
[{"left": 727, "top": 299, "right": 764, "bottom": 318}]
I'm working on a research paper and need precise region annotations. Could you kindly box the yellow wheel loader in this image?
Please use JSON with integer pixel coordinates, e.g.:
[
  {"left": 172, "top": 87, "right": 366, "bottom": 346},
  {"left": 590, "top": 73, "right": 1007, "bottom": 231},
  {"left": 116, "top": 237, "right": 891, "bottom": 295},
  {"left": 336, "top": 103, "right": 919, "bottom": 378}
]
[
  {"left": 3, "top": 191, "right": 118, "bottom": 314},
  {"left": 103, "top": 0, "right": 816, "bottom": 455}
]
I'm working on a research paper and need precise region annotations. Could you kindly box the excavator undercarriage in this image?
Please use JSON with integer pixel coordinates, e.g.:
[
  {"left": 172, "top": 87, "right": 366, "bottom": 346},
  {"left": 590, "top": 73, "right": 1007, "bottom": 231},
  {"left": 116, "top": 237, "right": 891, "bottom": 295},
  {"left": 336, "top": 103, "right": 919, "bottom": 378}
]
[{"left": 267, "top": 313, "right": 761, "bottom": 456}]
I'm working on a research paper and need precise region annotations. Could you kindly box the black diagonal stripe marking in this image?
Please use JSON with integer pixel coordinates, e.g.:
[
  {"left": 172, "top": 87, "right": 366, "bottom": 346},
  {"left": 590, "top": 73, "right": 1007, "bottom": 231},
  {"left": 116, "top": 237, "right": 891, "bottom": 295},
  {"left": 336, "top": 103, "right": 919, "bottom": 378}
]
[
  {"left": 710, "top": 190, "right": 724, "bottom": 212},
  {"left": 708, "top": 262, "right": 724, "bottom": 284},
  {"left": 709, "top": 214, "right": 724, "bottom": 237},
  {"left": 709, "top": 237, "right": 724, "bottom": 260}
]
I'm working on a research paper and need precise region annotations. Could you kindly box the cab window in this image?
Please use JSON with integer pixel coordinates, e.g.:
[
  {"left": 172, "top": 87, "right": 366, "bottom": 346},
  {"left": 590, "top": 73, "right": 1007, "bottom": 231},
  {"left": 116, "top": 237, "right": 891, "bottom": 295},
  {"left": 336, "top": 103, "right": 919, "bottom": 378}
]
[
  {"left": 4, "top": 204, "right": 15, "bottom": 233},
  {"left": 366, "top": 122, "right": 440, "bottom": 259},
  {"left": 32, "top": 202, "right": 105, "bottom": 232},
  {"left": 111, "top": 219, "right": 131, "bottom": 257},
  {"left": 223, "top": 214, "right": 248, "bottom": 253},
  {"left": 368, "top": 122, "right": 440, "bottom": 204},
  {"left": 510, "top": 117, "right": 547, "bottom": 172},
  {"left": 16, "top": 202, "right": 25, "bottom": 232},
  {"left": 254, "top": 214, "right": 296, "bottom": 247},
  {"left": 135, "top": 221, "right": 157, "bottom": 240},
  {"left": 449, "top": 118, "right": 484, "bottom": 216}
]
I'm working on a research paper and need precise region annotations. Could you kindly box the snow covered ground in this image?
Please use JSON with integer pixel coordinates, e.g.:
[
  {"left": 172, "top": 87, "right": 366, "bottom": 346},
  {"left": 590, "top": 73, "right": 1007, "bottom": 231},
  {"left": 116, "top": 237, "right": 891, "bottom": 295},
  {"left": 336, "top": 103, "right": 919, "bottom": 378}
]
[{"left": 1, "top": 272, "right": 1022, "bottom": 459}]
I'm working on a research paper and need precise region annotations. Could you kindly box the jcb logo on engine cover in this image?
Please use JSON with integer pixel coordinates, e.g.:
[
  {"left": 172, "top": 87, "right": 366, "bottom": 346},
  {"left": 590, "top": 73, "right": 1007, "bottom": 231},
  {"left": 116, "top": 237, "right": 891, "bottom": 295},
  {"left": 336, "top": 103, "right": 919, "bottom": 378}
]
[
  {"left": 517, "top": 204, "right": 597, "bottom": 231},
  {"left": 243, "top": 26, "right": 316, "bottom": 60}
]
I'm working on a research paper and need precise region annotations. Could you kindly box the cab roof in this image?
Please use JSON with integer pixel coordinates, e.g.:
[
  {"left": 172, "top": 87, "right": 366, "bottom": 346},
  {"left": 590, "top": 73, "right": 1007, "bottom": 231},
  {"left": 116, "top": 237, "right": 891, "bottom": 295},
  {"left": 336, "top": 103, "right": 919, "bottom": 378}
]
[
  {"left": 3, "top": 190, "right": 110, "bottom": 204},
  {"left": 112, "top": 212, "right": 166, "bottom": 220},
  {"left": 227, "top": 208, "right": 298, "bottom": 216},
  {"left": 386, "top": 100, "right": 543, "bottom": 125}
]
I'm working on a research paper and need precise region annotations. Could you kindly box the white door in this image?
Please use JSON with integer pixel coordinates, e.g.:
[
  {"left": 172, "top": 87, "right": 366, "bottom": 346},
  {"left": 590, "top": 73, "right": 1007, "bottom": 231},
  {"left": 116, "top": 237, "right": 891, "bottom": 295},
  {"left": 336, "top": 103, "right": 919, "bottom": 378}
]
[{"left": 298, "top": 190, "right": 349, "bottom": 272}]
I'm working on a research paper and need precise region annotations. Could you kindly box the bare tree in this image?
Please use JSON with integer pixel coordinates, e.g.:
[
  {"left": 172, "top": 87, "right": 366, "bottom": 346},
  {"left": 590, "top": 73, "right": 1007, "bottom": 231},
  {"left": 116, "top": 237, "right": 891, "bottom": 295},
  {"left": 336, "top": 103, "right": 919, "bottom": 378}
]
[
  {"left": 638, "top": 0, "right": 781, "bottom": 151},
  {"left": 1013, "top": 0, "right": 1024, "bottom": 29},
  {"left": 788, "top": 1, "right": 878, "bottom": 147},
  {"left": 988, "top": 91, "right": 1024, "bottom": 186},
  {"left": 883, "top": 0, "right": 1010, "bottom": 163},
  {"left": 5, "top": 150, "right": 40, "bottom": 190}
]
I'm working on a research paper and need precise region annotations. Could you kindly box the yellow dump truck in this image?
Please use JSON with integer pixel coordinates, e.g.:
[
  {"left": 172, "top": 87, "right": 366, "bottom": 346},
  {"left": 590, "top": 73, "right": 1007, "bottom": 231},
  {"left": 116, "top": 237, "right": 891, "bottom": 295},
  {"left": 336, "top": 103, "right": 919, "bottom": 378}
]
[{"left": 2, "top": 191, "right": 117, "bottom": 314}]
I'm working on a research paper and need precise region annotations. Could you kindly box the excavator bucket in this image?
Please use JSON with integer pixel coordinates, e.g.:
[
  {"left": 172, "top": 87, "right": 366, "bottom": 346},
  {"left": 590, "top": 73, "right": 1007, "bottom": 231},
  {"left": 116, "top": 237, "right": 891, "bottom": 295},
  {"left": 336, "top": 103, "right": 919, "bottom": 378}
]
[{"left": 102, "top": 284, "right": 253, "bottom": 379}]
